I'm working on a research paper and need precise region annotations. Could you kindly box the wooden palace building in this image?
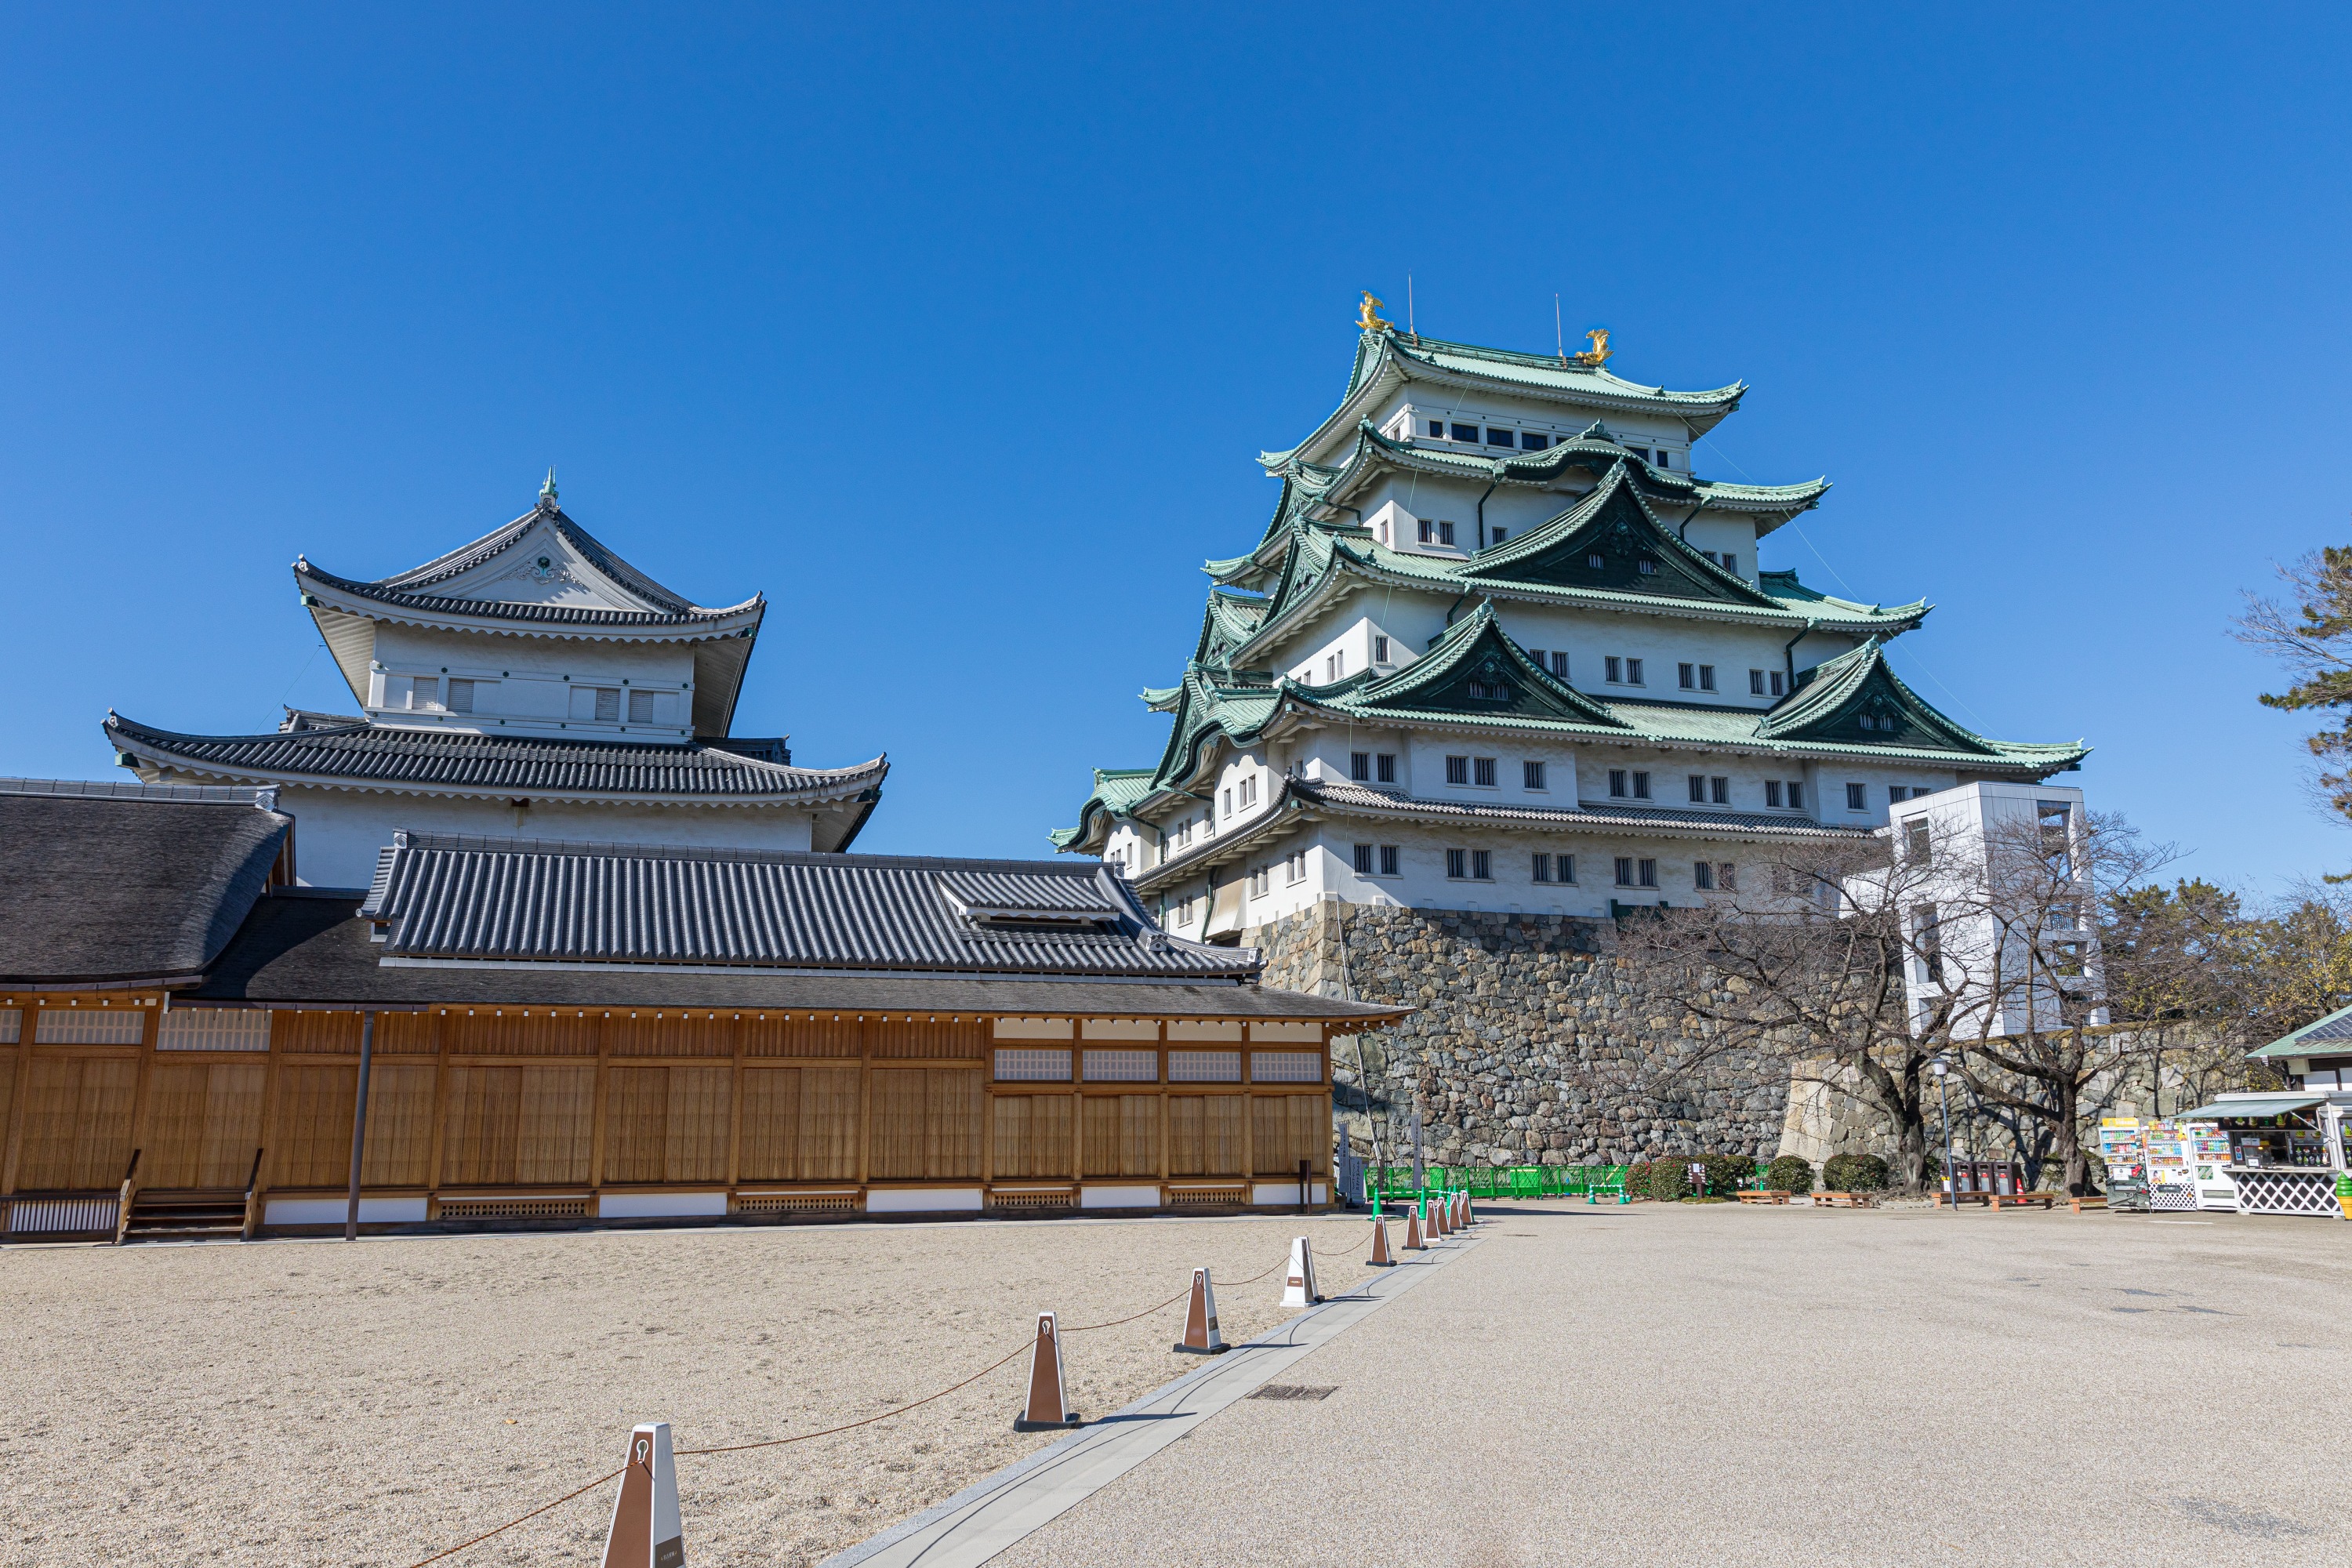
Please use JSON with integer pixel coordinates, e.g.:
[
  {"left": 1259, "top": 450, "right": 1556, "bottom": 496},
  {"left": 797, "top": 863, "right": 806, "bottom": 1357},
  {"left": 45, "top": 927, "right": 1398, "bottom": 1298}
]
[{"left": 2, "top": 485, "right": 1398, "bottom": 1242}]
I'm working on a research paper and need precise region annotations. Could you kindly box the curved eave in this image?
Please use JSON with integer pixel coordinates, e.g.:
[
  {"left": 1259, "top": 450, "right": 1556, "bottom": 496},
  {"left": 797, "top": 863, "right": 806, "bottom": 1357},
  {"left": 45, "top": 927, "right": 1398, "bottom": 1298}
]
[{"left": 296, "top": 567, "right": 767, "bottom": 641}]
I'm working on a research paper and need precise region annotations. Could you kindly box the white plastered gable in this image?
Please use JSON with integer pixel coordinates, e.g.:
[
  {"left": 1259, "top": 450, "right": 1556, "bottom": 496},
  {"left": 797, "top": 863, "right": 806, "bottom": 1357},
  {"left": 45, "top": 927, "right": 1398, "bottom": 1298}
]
[{"left": 440, "top": 517, "right": 649, "bottom": 613}]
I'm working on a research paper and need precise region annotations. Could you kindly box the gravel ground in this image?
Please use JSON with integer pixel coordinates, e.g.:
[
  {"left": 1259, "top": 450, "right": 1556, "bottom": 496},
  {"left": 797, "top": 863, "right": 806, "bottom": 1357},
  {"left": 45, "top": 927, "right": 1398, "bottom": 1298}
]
[
  {"left": 0, "top": 1211, "right": 1376, "bottom": 1566},
  {"left": 996, "top": 1200, "right": 2352, "bottom": 1568}
]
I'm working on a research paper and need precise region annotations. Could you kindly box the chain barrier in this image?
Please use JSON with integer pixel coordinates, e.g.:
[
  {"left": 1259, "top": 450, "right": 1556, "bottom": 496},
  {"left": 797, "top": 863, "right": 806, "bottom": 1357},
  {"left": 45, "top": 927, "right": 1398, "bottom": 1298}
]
[{"left": 399, "top": 1231, "right": 1353, "bottom": 1566}]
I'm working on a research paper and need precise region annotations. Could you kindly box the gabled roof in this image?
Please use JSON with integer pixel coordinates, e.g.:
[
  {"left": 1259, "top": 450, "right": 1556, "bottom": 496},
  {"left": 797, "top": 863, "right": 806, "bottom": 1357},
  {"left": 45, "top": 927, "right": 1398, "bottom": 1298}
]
[
  {"left": 1048, "top": 768, "right": 1163, "bottom": 851},
  {"left": 104, "top": 713, "right": 889, "bottom": 851},
  {"left": 1751, "top": 640, "right": 2075, "bottom": 763},
  {"left": 1268, "top": 327, "right": 1750, "bottom": 472},
  {"left": 294, "top": 490, "right": 768, "bottom": 734},
  {"left": 2249, "top": 1000, "right": 2352, "bottom": 1059},
  {"left": 1461, "top": 464, "right": 1787, "bottom": 609},
  {"left": 0, "top": 780, "right": 291, "bottom": 985},
  {"left": 358, "top": 833, "right": 1257, "bottom": 979},
  {"left": 1345, "top": 602, "right": 1628, "bottom": 728}
]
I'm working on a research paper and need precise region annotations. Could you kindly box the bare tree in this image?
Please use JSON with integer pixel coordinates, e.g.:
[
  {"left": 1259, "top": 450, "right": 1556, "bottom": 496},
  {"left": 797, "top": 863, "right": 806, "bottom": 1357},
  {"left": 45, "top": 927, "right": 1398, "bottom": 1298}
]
[{"left": 1621, "top": 819, "right": 1971, "bottom": 1193}]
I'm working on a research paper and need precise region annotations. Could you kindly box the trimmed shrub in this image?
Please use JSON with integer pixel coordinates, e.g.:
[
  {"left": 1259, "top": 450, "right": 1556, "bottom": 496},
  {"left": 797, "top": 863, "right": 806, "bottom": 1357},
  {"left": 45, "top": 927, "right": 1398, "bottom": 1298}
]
[
  {"left": 1765, "top": 1154, "right": 1815, "bottom": 1195},
  {"left": 1648, "top": 1160, "right": 1692, "bottom": 1202},
  {"left": 1821, "top": 1152, "right": 1891, "bottom": 1192},
  {"left": 1700, "top": 1153, "right": 1759, "bottom": 1196},
  {"left": 1623, "top": 1160, "right": 1653, "bottom": 1200}
]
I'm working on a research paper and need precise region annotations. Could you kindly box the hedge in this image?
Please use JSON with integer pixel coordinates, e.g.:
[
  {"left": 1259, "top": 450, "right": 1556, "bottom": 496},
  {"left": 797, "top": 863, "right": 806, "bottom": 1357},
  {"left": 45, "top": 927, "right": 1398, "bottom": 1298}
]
[
  {"left": 1765, "top": 1154, "right": 1815, "bottom": 1195},
  {"left": 1821, "top": 1152, "right": 1891, "bottom": 1192}
]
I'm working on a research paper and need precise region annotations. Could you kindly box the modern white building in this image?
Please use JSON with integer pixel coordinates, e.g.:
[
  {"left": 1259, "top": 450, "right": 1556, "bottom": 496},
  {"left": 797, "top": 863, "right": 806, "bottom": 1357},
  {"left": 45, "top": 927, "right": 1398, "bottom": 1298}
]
[
  {"left": 1055, "top": 306, "right": 2090, "bottom": 933},
  {"left": 107, "top": 476, "right": 887, "bottom": 887}
]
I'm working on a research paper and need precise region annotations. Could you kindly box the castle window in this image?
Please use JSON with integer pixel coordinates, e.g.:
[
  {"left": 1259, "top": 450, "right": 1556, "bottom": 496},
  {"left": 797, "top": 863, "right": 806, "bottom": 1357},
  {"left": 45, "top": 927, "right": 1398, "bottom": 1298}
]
[
  {"left": 446, "top": 679, "right": 475, "bottom": 713},
  {"left": 1351, "top": 751, "right": 1371, "bottom": 782},
  {"left": 1657, "top": 451, "right": 1674, "bottom": 469},
  {"left": 1427, "top": 419, "right": 1443, "bottom": 437},
  {"left": 1633, "top": 771, "right": 1651, "bottom": 799},
  {"left": 1626, "top": 658, "right": 1644, "bottom": 684},
  {"left": 1679, "top": 663, "right": 1697, "bottom": 690},
  {"left": 1471, "top": 849, "right": 1493, "bottom": 880},
  {"left": 1446, "top": 848, "right": 1468, "bottom": 880},
  {"left": 1374, "top": 635, "right": 1391, "bottom": 662},
  {"left": 1711, "top": 777, "right": 1729, "bottom": 804},
  {"left": 1439, "top": 521, "right": 1457, "bottom": 546},
  {"left": 1614, "top": 857, "right": 1635, "bottom": 886},
  {"left": 1550, "top": 652, "right": 1569, "bottom": 677},
  {"left": 1751, "top": 669, "right": 1767, "bottom": 696},
  {"left": 1286, "top": 850, "right": 1306, "bottom": 884},
  {"left": 1380, "top": 845, "right": 1399, "bottom": 876},
  {"left": 1688, "top": 774, "right": 1707, "bottom": 804},
  {"left": 1587, "top": 552, "right": 1605, "bottom": 569},
  {"left": 1533, "top": 854, "right": 1552, "bottom": 883},
  {"left": 1765, "top": 780, "right": 1782, "bottom": 808},
  {"left": 627, "top": 689, "right": 654, "bottom": 724},
  {"left": 1718, "top": 863, "right": 1736, "bottom": 891},
  {"left": 1694, "top": 862, "right": 1715, "bottom": 891},
  {"left": 1490, "top": 527, "right": 1508, "bottom": 545},
  {"left": 1523, "top": 760, "right": 1546, "bottom": 790},
  {"left": 1605, "top": 656, "right": 1622, "bottom": 683},
  {"left": 1472, "top": 757, "right": 1497, "bottom": 786},
  {"left": 1845, "top": 782, "right": 1868, "bottom": 811},
  {"left": 593, "top": 687, "right": 620, "bottom": 722},
  {"left": 1446, "top": 756, "right": 1470, "bottom": 785},
  {"left": 1699, "top": 666, "right": 1715, "bottom": 691},
  {"left": 1419, "top": 520, "right": 1436, "bottom": 544},
  {"left": 1788, "top": 782, "right": 1805, "bottom": 810},
  {"left": 1486, "top": 428, "right": 1515, "bottom": 447},
  {"left": 1636, "top": 559, "right": 1657, "bottom": 575},
  {"left": 1609, "top": 769, "right": 1628, "bottom": 798},
  {"left": 1526, "top": 647, "right": 1546, "bottom": 670},
  {"left": 1450, "top": 423, "right": 1478, "bottom": 443},
  {"left": 1353, "top": 843, "right": 1375, "bottom": 874},
  {"left": 1376, "top": 752, "right": 1397, "bottom": 784},
  {"left": 1639, "top": 858, "right": 1658, "bottom": 887},
  {"left": 1520, "top": 431, "right": 1549, "bottom": 451}
]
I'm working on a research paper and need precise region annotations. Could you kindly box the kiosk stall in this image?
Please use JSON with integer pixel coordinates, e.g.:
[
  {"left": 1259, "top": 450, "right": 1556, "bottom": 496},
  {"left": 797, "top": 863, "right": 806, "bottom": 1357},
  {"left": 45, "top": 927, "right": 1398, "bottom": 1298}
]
[{"left": 2176, "top": 1092, "right": 2346, "bottom": 1218}]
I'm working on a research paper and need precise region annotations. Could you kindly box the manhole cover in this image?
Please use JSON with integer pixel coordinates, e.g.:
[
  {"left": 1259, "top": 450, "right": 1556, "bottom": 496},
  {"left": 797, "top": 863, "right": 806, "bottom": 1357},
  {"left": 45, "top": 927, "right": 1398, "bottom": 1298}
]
[{"left": 1248, "top": 1384, "right": 1337, "bottom": 1402}]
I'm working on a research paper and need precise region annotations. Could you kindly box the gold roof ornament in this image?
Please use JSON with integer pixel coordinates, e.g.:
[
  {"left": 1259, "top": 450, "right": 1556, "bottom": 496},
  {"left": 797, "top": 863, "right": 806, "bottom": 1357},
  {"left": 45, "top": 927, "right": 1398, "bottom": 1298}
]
[
  {"left": 1356, "top": 291, "right": 1392, "bottom": 333},
  {"left": 1570, "top": 327, "right": 1613, "bottom": 367}
]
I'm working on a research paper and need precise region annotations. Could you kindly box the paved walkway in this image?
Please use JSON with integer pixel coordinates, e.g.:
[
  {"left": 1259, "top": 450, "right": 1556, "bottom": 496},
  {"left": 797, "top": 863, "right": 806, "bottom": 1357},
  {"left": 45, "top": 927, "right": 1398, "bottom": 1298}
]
[{"left": 971, "top": 1200, "right": 2352, "bottom": 1568}]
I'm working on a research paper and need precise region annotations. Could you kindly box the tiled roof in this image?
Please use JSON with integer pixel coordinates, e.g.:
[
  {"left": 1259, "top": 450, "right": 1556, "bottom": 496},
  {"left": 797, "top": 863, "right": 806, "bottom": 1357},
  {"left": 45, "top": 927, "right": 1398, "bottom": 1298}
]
[
  {"left": 358, "top": 834, "right": 1259, "bottom": 978},
  {"left": 106, "top": 713, "right": 887, "bottom": 804},
  {"left": 1294, "top": 778, "right": 1874, "bottom": 839},
  {"left": 0, "top": 785, "right": 291, "bottom": 983}
]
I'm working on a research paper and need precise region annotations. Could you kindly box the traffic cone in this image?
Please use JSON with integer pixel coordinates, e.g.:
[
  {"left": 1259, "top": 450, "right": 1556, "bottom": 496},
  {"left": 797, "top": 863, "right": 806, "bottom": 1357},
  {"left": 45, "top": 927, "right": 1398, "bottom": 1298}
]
[
  {"left": 1431, "top": 1194, "right": 1450, "bottom": 1237},
  {"left": 1173, "top": 1267, "right": 1227, "bottom": 1354},
  {"left": 599, "top": 1421, "right": 684, "bottom": 1568},
  {"left": 1403, "top": 1202, "right": 1427, "bottom": 1250},
  {"left": 1012, "top": 1312, "right": 1083, "bottom": 1430},
  {"left": 1461, "top": 1191, "right": 1478, "bottom": 1226},
  {"left": 1280, "top": 1235, "right": 1321, "bottom": 1307},
  {"left": 1367, "top": 1218, "right": 1395, "bottom": 1267}
]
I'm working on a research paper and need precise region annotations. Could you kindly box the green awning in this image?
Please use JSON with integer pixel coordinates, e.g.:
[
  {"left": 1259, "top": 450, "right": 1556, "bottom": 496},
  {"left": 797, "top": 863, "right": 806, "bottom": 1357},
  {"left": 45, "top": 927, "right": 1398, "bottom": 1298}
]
[{"left": 2177, "top": 1094, "right": 2327, "bottom": 1120}]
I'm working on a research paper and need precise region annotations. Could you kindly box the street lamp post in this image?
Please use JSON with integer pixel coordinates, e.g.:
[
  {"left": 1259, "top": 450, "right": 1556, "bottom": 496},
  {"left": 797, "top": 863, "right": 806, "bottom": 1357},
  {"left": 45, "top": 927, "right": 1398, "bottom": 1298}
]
[{"left": 1932, "top": 1055, "right": 1957, "bottom": 1211}]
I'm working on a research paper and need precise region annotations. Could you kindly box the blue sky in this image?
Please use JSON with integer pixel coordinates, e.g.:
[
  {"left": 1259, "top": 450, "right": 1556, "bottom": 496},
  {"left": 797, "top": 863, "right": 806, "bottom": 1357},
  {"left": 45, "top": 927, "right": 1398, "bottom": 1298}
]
[{"left": 4, "top": 6, "right": 2348, "bottom": 891}]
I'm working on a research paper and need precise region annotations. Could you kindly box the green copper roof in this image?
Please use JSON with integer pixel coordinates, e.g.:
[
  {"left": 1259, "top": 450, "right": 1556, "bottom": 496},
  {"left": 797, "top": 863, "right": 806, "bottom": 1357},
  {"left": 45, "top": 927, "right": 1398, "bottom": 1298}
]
[{"left": 1050, "top": 767, "right": 1163, "bottom": 851}]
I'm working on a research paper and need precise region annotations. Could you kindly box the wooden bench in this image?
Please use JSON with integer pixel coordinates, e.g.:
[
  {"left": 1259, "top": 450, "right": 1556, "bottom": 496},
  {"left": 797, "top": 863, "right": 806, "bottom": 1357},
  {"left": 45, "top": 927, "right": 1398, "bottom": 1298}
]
[
  {"left": 1990, "top": 1191, "right": 2058, "bottom": 1210},
  {"left": 2068, "top": 1195, "right": 2107, "bottom": 1213},
  {"left": 1813, "top": 1191, "right": 1875, "bottom": 1208},
  {"left": 1737, "top": 1190, "right": 1792, "bottom": 1205}
]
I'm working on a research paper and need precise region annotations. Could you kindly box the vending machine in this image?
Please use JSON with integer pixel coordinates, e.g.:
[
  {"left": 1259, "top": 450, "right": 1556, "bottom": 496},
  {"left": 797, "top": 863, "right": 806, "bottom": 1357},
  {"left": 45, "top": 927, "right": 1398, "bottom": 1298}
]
[
  {"left": 2144, "top": 1120, "right": 2199, "bottom": 1210},
  {"left": 2187, "top": 1120, "right": 2237, "bottom": 1211},
  {"left": 2099, "top": 1118, "right": 2148, "bottom": 1211}
]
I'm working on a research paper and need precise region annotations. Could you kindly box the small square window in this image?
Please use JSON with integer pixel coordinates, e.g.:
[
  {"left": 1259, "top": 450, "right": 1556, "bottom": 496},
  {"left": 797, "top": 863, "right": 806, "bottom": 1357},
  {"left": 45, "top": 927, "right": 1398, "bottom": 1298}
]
[
  {"left": 1614, "top": 856, "right": 1635, "bottom": 887},
  {"left": 1559, "top": 854, "right": 1577, "bottom": 884},
  {"left": 1765, "top": 780, "right": 1783, "bottom": 808},
  {"left": 1888, "top": 786, "right": 1909, "bottom": 803},
  {"left": 1533, "top": 853, "right": 1552, "bottom": 883},
  {"left": 1698, "top": 665, "right": 1715, "bottom": 692},
  {"left": 1750, "top": 669, "right": 1767, "bottom": 696},
  {"left": 1471, "top": 849, "right": 1492, "bottom": 880},
  {"left": 1221, "top": 789, "right": 1232, "bottom": 817},
  {"left": 1587, "top": 552, "right": 1605, "bottom": 570},
  {"left": 1374, "top": 635, "right": 1390, "bottom": 662},
  {"left": 1845, "top": 782, "right": 1868, "bottom": 811},
  {"left": 1711, "top": 776, "right": 1729, "bottom": 804},
  {"left": 1446, "top": 755, "right": 1469, "bottom": 786},
  {"left": 1788, "top": 782, "right": 1805, "bottom": 810},
  {"left": 593, "top": 687, "right": 620, "bottom": 722},
  {"left": 1550, "top": 652, "right": 1569, "bottom": 677},
  {"left": 1473, "top": 757, "right": 1497, "bottom": 787},
  {"left": 1770, "top": 670, "right": 1787, "bottom": 697},
  {"left": 1520, "top": 431, "right": 1549, "bottom": 450},
  {"left": 1632, "top": 771, "right": 1651, "bottom": 800},
  {"left": 1625, "top": 659, "right": 1644, "bottom": 684},
  {"left": 627, "top": 688, "right": 653, "bottom": 724},
  {"left": 1376, "top": 752, "right": 1397, "bottom": 784},
  {"left": 1426, "top": 419, "right": 1444, "bottom": 437},
  {"left": 447, "top": 678, "right": 475, "bottom": 713},
  {"left": 1418, "top": 520, "right": 1436, "bottom": 543},
  {"left": 1379, "top": 844, "right": 1399, "bottom": 876},
  {"left": 1324, "top": 655, "right": 1337, "bottom": 682},
  {"left": 1715, "top": 550, "right": 1731, "bottom": 571},
  {"left": 1657, "top": 451, "right": 1673, "bottom": 470},
  {"left": 1450, "top": 423, "right": 1479, "bottom": 443},
  {"left": 1694, "top": 861, "right": 1715, "bottom": 891},
  {"left": 1439, "top": 521, "right": 1457, "bottom": 546},
  {"left": 1526, "top": 647, "right": 1547, "bottom": 670},
  {"left": 1490, "top": 527, "right": 1508, "bottom": 545},
  {"left": 1639, "top": 858, "right": 1658, "bottom": 888},
  {"left": 1636, "top": 560, "right": 1657, "bottom": 575},
  {"left": 1486, "top": 427, "right": 1514, "bottom": 447},
  {"left": 1446, "top": 848, "right": 1468, "bottom": 879},
  {"left": 1679, "top": 662, "right": 1696, "bottom": 690},
  {"left": 1350, "top": 751, "right": 1371, "bottom": 782},
  {"left": 1605, "top": 655, "right": 1623, "bottom": 683},
  {"left": 1608, "top": 768, "right": 1628, "bottom": 797},
  {"left": 1523, "top": 760, "right": 1546, "bottom": 789},
  {"left": 1688, "top": 774, "right": 1707, "bottom": 804}
]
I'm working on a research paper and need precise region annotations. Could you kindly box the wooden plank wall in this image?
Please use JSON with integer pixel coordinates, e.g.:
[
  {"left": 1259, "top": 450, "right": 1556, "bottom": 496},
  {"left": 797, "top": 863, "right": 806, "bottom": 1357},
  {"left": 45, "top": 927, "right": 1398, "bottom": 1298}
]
[{"left": 0, "top": 999, "right": 1332, "bottom": 1211}]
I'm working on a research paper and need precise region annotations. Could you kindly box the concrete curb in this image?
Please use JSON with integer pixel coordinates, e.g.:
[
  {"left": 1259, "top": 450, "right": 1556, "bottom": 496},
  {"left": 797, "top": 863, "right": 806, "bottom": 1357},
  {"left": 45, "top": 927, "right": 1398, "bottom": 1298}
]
[{"left": 820, "top": 1232, "right": 1483, "bottom": 1568}]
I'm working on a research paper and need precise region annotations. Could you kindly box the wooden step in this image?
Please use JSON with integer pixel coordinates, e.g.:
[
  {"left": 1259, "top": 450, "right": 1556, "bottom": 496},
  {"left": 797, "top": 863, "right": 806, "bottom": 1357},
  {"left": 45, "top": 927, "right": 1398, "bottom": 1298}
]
[{"left": 122, "top": 1190, "right": 249, "bottom": 1242}]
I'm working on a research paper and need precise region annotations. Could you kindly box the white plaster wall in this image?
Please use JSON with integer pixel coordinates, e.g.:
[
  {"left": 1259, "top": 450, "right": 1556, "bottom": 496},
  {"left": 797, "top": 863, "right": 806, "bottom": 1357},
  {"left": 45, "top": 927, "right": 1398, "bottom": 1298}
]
[
  {"left": 273, "top": 786, "right": 817, "bottom": 888},
  {"left": 367, "top": 625, "right": 699, "bottom": 739}
]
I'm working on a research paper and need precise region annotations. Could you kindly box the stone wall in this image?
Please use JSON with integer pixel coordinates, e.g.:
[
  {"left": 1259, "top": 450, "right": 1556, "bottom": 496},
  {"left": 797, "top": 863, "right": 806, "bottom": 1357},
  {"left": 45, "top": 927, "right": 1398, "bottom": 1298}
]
[{"left": 1249, "top": 898, "right": 1789, "bottom": 1171}]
